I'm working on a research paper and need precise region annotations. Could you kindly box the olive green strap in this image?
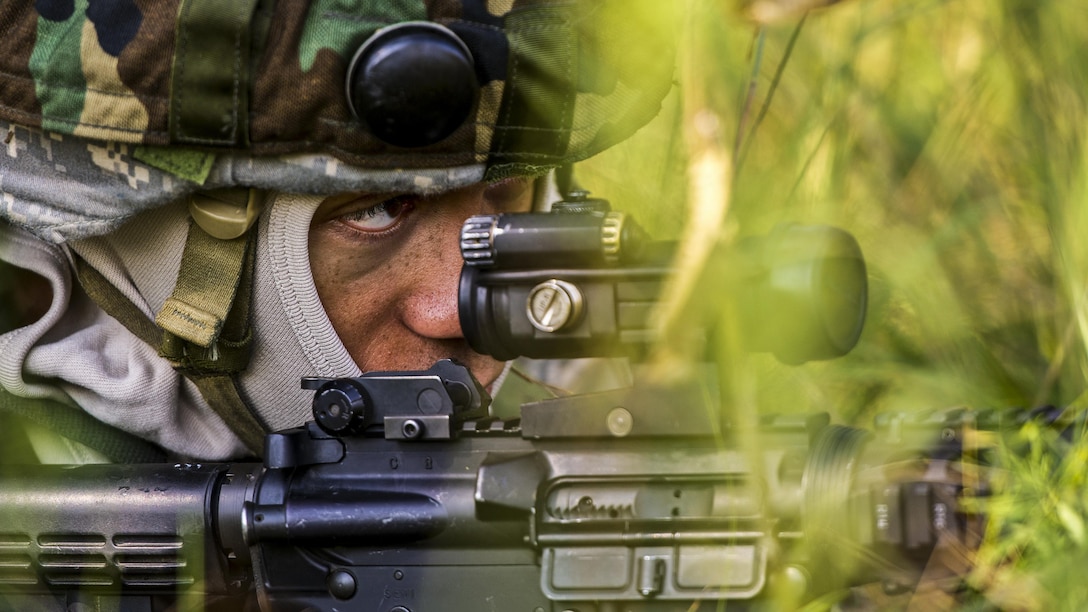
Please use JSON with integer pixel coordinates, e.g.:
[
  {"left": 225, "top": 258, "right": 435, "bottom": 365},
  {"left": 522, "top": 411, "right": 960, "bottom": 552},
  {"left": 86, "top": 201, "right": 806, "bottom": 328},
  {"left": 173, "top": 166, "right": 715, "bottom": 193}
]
[
  {"left": 156, "top": 223, "right": 250, "bottom": 349},
  {"left": 156, "top": 220, "right": 259, "bottom": 374},
  {"left": 186, "top": 375, "right": 265, "bottom": 453},
  {"left": 170, "top": 0, "right": 260, "bottom": 145},
  {"left": 157, "top": 221, "right": 267, "bottom": 452},
  {"left": 74, "top": 254, "right": 162, "bottom": 348},
  {"left": 0, "top": 387, "right": 168, "bottom": 464}
]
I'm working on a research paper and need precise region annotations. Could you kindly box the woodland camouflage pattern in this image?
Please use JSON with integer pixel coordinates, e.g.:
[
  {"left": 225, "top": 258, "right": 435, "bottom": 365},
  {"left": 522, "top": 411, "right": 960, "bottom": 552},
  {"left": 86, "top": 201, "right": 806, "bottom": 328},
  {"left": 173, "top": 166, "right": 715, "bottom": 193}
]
[{"left": 0, "top": 0, "right": 677, "bottom": 175}]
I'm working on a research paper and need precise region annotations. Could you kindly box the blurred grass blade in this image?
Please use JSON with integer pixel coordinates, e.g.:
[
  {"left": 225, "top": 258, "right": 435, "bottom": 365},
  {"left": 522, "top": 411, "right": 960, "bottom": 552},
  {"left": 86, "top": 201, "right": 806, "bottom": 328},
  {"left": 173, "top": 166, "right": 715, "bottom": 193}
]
[
  {"left": 737, "top": 15, "right": 808, "bottom": 174},
  {"left": 739, "top": 0, "right": 851, "bottom": 24}
]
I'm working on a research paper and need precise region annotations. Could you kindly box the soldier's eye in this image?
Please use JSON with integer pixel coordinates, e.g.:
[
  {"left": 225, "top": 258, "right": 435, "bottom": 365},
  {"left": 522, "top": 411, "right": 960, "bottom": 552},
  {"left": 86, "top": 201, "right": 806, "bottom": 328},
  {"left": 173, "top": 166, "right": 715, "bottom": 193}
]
[{"left": 339, "top": 196, "right": 416, "bottom": 233}]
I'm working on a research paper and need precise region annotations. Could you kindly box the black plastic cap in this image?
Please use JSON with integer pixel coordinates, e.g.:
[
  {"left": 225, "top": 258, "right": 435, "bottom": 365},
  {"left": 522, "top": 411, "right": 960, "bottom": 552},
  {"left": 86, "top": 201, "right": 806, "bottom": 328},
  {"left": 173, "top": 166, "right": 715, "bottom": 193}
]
[
  {"left": 346, "top": 22, "right": 479, "bottom": 148},
  {"left": 312, "top": 380, "right": 369, "bottom": 436}
]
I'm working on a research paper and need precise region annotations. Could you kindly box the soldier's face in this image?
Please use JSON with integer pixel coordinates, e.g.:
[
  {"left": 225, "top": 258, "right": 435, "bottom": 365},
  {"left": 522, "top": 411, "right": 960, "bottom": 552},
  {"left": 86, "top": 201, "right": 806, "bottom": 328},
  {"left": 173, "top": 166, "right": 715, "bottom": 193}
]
[{"left": 308, "top": 178, "right": 534, "bottom": 387}]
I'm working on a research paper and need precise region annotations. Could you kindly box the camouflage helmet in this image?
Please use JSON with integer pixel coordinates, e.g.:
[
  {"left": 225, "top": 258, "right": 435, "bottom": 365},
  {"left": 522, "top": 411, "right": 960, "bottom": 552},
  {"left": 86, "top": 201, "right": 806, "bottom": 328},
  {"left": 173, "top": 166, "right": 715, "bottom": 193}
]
[{"left": 0, "top": 1, "right": 678, "bottom": 242}]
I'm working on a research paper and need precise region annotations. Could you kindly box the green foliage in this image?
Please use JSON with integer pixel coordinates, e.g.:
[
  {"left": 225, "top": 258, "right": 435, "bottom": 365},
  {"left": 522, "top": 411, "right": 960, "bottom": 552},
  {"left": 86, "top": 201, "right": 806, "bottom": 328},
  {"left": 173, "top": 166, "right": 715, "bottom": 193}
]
[
  {"left": 581, "top": 0, "right": 1088, "bottom": 606},
  {"left": 966, "top": 418, "right": 1088, "bottom": 610}
]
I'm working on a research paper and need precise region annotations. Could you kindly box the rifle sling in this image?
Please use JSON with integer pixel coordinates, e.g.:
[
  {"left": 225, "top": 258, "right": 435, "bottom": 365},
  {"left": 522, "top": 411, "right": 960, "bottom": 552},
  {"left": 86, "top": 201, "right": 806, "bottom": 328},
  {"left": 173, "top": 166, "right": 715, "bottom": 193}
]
[{"left": 0, "top": 387, "right": 168, "bottom": 463}]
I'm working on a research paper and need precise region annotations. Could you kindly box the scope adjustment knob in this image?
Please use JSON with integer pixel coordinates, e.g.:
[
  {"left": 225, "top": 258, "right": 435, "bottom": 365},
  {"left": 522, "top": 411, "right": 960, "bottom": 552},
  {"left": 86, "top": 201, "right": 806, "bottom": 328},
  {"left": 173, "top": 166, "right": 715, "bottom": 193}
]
[
  {"left": 527, "top": 279, "right": 584, "bottom": 333},
  {"left": 460, "top": 215, "right": 498, "bottom": 267},
  {"left": 600, "top": 212, "right": 625, "bottom": 264},
  {"left": 312, "top": 380, "right": 370, "bottom": 436}
]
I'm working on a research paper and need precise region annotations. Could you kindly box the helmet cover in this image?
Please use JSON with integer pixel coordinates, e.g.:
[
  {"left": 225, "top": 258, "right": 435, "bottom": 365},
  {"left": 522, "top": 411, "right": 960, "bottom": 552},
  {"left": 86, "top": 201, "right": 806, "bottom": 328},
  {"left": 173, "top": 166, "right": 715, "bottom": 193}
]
[{"left": 0, "top": 0, "right": 678, "bottom": 241}]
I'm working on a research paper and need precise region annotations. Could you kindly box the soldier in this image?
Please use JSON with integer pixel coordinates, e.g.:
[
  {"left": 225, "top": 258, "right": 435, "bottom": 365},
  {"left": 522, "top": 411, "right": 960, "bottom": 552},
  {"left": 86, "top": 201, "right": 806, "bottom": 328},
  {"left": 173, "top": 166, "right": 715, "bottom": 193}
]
[{"left": 0, "top": 3, "right": 676, "bottom": 462}]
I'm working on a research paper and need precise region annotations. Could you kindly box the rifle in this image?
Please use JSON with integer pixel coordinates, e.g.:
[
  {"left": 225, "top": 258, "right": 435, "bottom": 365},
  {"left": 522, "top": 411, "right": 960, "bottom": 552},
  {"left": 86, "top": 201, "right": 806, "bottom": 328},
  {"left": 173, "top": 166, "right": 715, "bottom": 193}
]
[{"left": 0, "top": 200, "right": 985, "bottom": 611}]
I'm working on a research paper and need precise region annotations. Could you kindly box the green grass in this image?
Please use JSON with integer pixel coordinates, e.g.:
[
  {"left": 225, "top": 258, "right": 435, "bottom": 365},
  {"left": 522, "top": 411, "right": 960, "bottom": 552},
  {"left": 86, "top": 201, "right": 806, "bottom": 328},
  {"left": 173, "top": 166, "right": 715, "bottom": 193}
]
[{"left": 582, "top": 0, "right": 1088, "bottom": 607}]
